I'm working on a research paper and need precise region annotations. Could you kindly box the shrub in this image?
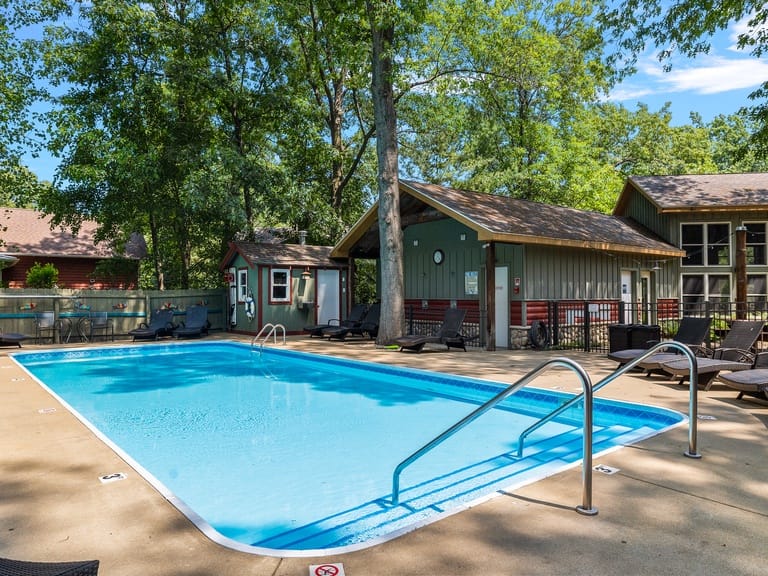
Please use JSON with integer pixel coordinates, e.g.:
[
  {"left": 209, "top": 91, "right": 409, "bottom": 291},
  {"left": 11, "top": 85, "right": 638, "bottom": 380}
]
[{"left": 26, "top": 262, "right": 59, "bottom": 288}]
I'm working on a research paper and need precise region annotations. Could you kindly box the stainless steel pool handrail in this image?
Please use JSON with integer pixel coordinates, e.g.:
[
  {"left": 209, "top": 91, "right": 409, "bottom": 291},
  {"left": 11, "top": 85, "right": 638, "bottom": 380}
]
[
  {"left": 515, "top": 341, "right": 699, "bottom": 460},
  {"left": 251, "top": 323, "right": 286, "bottom": 349},
  {"left": 390, "top": 357, "right": 594, "bottom": 512}
]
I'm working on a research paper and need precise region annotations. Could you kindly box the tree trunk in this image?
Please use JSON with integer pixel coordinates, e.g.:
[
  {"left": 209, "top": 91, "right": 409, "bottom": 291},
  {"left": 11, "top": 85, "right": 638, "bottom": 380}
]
[{"left": 368, "top": 0, "right": 404, "bottom": 345}]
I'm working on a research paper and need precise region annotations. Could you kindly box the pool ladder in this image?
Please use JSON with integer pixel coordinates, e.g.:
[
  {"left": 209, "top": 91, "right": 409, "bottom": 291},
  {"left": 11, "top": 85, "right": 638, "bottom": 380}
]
[
  {"left": 389, "top": 341, "right": 700, "bottom": 515},
  {"left": 251, "top": 323, "right": 286, "bottom": 352}
]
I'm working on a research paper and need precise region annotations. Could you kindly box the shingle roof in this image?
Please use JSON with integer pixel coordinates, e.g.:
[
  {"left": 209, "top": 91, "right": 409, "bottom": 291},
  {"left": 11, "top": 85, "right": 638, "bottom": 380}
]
[
  {"left": 331, "top": 180, "right": 683, "bottom": 258},
  {"left": 225, "top": 241, "right": 347, "bottom": 268},
  {"left": 615, "top": 173, "right": 768, "bottom": 214},
  {"left": 0, "top": 207, "right": 138, "bottom": 259}
]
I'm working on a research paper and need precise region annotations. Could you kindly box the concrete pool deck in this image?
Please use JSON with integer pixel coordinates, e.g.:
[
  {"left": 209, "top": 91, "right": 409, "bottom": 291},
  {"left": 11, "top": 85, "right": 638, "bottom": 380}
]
[{"left": 1, "top": 336, "right": 766, "bottom": 575}]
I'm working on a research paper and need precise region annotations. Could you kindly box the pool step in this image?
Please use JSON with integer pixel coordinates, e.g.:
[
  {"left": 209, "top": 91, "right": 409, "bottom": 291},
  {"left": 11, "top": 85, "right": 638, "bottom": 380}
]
[{"left": 254, "top": 424, "right": 635, "bottom": 550}]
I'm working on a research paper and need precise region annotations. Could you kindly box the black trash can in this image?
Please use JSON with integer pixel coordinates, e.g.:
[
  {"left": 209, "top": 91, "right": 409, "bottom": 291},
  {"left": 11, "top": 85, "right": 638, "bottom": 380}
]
[
  {"left": 629, "top": 324, "right": 661, "bottom": 349},
  {"left": 608, "top": 324, "right": 633, "bottom": 352}
]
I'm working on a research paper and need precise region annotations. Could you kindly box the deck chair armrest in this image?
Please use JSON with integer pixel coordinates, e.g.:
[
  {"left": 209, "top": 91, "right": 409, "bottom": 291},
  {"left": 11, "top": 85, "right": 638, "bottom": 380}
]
[
  {"left": 752, "top": 351, "right": 768, "bottom": 368},
  {"left": 712, "top": 348, "right": 755, "bottom": 362},
  {"left": 689, "top": 344, "right": 712, "bottom": 358}
]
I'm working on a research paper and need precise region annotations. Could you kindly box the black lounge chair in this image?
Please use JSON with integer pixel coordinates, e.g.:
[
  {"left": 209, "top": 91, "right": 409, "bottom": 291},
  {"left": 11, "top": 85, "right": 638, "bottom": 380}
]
[
  {"left": 173, "top": 305, "right": 209, "bottom": 339},
  {"left": 394, "top": 308, "right": 468, "bottom": 352},
  {"left": 607, "top": 317, "right": 712, "bottom": 374},
  {"left": 717, "top": 352, "right": 768, "bottom": 402},
  {"left": 0, "top": 557, "right": 99, "bottom": 575},
  {"left": 303, "top": 303, "right": 368, "bottom": 337},
  {"left": 0, "top": 331, "right": 26, "bottom": 347},
  {"left": 129, "top": 309, "right": 176, "bottom": 341},
  {"left": 325, "top": 303, "right": 380, "bottom": 340},
  {"left": 660, "top": 319, "right": 766, "bottom": 389}
]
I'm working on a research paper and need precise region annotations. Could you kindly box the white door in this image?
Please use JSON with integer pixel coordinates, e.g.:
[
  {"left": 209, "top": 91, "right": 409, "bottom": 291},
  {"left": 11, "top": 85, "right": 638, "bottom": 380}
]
[
  {"left": 621, "top": 270, "right": 633, "bottom": 323},
  {"left": 317, "top": 269, "right": 340, "bottom": 325},
  {"left": 495, "top": 266, "right": 509, "bottom": 348}
]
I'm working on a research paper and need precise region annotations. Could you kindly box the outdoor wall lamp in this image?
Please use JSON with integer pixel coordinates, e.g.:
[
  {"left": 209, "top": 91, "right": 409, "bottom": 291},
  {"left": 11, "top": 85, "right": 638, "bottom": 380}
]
[{"left": 301, "top": 267, "right": 311, "bottom": 279}]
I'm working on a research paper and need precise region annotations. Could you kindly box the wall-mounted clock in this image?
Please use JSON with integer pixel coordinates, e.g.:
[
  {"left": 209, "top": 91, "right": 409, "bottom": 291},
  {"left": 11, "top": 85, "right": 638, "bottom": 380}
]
[{"left": 432, "top": 249, "right": 444, "bottom": 265}]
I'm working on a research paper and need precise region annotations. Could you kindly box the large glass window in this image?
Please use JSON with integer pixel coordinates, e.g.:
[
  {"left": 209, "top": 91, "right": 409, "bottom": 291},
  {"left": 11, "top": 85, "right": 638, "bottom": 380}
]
[
  {"left": 746, "top": 223, "right": 767, "bottom": 265},
  {"left": 681, "top": 223, "right": 730, "bottom": 266},
  {"left": 270, "top": 268, "right": 290, "bottom": 303},
  {"left": 747, "top": 274, "right": 768, "bottom": 309},
  {"left": 682, "top": 273, "right": 731, "bottom": 312}
]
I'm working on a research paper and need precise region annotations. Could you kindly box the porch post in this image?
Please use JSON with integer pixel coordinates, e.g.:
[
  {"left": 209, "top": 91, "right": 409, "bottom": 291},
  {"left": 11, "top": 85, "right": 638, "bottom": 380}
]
[
  {"left": 735, "top": 225, "right": 747, "bottom": 320},
  {"left": 485, "top": 242, "right": 496, "bottom": 351}
]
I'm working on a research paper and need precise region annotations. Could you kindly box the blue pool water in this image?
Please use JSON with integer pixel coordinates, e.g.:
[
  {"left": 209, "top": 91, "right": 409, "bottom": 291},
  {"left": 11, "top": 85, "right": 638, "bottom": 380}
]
[{"left": 12, "top": 342, "right": 684, "bottom": 556}]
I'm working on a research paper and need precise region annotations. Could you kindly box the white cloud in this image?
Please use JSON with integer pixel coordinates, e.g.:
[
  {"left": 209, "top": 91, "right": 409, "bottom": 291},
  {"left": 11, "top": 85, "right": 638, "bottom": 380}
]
[{"left": 640, "top": 54, "right": 768, "bottom": 94}]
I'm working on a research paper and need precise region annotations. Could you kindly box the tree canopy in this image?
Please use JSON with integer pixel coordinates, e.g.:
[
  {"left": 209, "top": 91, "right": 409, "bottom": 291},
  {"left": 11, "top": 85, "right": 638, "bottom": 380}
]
[{"left": 0, "top": 0, "right": 764, "bottom": 300}]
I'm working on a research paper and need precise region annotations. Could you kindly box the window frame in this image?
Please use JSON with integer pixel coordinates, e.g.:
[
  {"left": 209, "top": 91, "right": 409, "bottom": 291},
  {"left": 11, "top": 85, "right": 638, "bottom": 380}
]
[
  {"left": 237, "top": 268, "right": 248, "bottom": 303},
  {"left": 269, "top": 267, "right": 291, "bottom": 304},
  {"left": 744, "top": 221, "right": 767, "bottom": 266},
  {"left": 680, "top": 222, "right": 731, "bottom": 267},
  {"left": 681, "top": 272, "right": 732, "bottom": 310}
]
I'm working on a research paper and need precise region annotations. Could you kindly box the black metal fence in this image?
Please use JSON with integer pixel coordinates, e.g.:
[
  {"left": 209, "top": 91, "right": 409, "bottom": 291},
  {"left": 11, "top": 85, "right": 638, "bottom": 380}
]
[{"left": 541, "top": 300, "right": 768, "bottom": 354}]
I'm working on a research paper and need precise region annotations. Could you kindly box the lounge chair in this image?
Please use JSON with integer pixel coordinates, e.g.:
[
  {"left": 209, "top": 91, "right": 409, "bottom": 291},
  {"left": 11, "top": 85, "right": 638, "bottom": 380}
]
[
  {"left": 0, "top": 556, "right": 99, "bottom": 575},
  {"left": 660, "top": 319, "right": 766, "bottom": 389},
  {"left": 173, "top": 305, "right": 209, "bottom": 339},
  {"left": 303, "top": 303, "right": 368, "bottom": 337},
  {"left": 324, "top": 303, "right": 380, "bottom": 340},
  {"left": 0, "top": 331, "right": 26, "bottom": 347},
  {"left": 129, "top": 309, "right": 176, "bottom": 341},
  {"left": 607, "top": 317, "right": 712, "bottom": 372},
  {"left": 394, "top": 308, "right": 468, "bottom": 352},
  {"left": 717, "top": 352, "right": 768, "bottom": 402}
]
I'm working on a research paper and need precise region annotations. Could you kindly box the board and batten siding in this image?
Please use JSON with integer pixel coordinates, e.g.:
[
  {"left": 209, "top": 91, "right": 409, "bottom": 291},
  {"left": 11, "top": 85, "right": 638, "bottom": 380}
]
[
  {"left": 524, "top": 245, "right": 623, "bottom": 301},
  {"left": 403, "top": 219, "right": 483, "bottom": 301}
]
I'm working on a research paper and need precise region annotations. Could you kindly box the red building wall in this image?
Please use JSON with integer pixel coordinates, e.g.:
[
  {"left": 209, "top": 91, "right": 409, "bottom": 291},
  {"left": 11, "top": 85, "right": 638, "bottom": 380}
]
[{"left": 2, "top": 256, "right": 139, "bottom": 290}]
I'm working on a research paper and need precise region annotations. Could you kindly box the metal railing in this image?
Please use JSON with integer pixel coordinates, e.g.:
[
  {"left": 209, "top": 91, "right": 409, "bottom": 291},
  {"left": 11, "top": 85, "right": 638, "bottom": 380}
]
[
  {"left": 251, "top": 323, "right": 286, "bottom": 349},
  {"left": 390, "top": 357, "right": 597, "bottom": 514}
]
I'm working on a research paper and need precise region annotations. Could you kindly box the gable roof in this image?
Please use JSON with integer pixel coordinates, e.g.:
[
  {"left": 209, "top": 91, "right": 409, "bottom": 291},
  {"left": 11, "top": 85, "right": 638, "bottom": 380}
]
[
  {"left": 614, "top": 173, "right": 768, "bottom": 214},
  {"left": 221, "top": 241, "right": 347, "bottom": 270},
  {"left": 331, "top": 180, "right": 683, "bottom": 258},
  {"left": 0, "top": 207, "right": 143, "bottom": 259}
]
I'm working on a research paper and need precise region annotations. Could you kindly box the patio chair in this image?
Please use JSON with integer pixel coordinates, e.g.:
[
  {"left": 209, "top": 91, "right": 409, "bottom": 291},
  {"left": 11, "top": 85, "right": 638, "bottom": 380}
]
[
  {"left": 129, "top": 308, "right": 176, "bottom": 341},
  {"left": 717, "top": 351, "right": 768, "bottom": 402},
  {"left": 324, "top": 303, "right": 380, "bottom": 341},
  {"left": 86, "top": 311, "right": 114, "bottom": 342},
  {"left": 173, "top": 305, "right": 209, "bottom": 339},
  {"left": 607, "top": 317, "right": 712, "bottom": 373},
  {"left": 393, "top": 308, "right": 468, "bottom": 352},
  {"left": 0, "top": 556, "right": 99, "bottom": 575},
  {"left": 303, "top": 303, "right": 368, "bottom": 338},
  {"left": 660, "top": 319, "right": 766, "bottom": 389},
  {"left": 34, "top": 311, "right": 65, "bottom": 344}
]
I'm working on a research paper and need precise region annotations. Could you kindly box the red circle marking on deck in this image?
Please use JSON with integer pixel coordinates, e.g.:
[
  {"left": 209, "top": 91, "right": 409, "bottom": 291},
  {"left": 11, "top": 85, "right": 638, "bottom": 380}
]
[{"left": 314, "top": 565, "right": 340, "bottom": 576}]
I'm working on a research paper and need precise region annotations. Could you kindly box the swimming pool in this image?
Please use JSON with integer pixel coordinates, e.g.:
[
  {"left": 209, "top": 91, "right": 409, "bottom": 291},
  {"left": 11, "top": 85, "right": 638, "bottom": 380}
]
[{"left": 12, "top": 342, "right": 685, "bottom": 556}]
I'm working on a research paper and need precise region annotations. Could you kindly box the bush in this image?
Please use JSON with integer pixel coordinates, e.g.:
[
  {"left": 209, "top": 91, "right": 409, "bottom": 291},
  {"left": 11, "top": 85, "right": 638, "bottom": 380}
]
[{"left": 26, "top": 262, "right": 59, "bottom": 288}]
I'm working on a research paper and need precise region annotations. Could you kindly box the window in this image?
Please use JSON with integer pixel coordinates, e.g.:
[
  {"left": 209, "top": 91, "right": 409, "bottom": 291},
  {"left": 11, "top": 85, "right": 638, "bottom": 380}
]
[
  {"left": 746, "top": 223, "right": 767, "bottom": 265},
  {"left": 270, "top": 268, "right": 290, "bottom": 303},
  {"left": 237, "top": 269, "right": 248, "bottom": 302},
  {"left": 681, "top": 223, "right": 730, "bottom": 266},
  {"left": 748, "top": 274, "right": 768, "bottom": 308},
  {"left": 682, "top": 273, "right": 731, "bottom": 312}
]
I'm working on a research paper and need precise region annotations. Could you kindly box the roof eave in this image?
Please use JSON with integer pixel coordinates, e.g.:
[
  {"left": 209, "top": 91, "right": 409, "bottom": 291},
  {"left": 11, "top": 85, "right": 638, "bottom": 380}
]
[{"left": 477, "top": 231, "right": 684, "bottom": 257}]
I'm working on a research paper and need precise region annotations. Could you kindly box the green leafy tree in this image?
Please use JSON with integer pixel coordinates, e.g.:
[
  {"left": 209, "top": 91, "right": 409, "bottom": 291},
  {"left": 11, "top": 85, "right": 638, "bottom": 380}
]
[{"left": 26, "top": 261, "right": 59, "bottom": 288}]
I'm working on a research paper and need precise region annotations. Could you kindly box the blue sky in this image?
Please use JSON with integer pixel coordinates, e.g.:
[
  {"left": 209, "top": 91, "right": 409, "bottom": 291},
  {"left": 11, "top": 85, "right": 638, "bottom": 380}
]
[
  {"left": 609, "top": 14, "right": 768, "bottom": 124},
  {"left": 22, "top": 13, "right": 768, "bottom": 183}
]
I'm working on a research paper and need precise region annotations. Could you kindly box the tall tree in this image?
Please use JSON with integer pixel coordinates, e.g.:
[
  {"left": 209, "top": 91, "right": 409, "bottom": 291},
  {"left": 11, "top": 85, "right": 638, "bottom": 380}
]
[{"left": 366, "top": 0, "right": 405, "bottom": 344}]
